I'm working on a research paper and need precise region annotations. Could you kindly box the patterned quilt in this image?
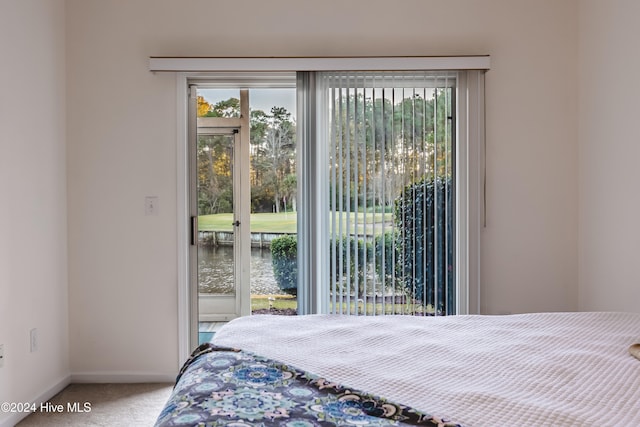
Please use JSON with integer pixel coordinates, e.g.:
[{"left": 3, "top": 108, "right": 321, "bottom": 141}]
[{"left": 155, "top": 343, "right": 463, "bottom": 427}]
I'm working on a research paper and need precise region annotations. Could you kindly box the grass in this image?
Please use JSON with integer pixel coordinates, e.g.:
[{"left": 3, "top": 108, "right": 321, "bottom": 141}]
[
  {"left": 199, "top": 212, "right": 297, "bottom": 233},
  {"left": 251, "top": 294, "right": 297, "bottom": 311},
  {"left": 198, "top": 211, "right": 393, "bottom": 234}
]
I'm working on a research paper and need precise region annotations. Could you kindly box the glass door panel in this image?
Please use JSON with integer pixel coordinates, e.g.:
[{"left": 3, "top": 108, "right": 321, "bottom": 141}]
[
  {"left": 196, "top": 131, "right": 240, "bottom": 322},
  {"left": 247, "top": 88, "right": 298, "bottom": 315}
]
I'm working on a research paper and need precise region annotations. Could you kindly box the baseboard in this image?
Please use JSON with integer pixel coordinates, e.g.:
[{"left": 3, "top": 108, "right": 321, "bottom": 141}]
[
  {"left": 70, "top": 371, "right": 176, "bottom": 384},
  {"left": 0, "top": 374, "right": 70, "bottom": 427}
]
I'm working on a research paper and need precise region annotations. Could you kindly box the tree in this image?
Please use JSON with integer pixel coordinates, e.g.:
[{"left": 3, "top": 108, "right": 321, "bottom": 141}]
[
  {"left": 252, "top": 106, "right": 296, "bottom": 213},
  {"left": 249, "top": 109, "right": 270, "bottom": 207},
  {"left": 197, "top": 134, "right": 233, "bottom": 214},
  {"left": 195, "top": 98, "right": 298, "bottom": 214},
  {"left": 197, "top": 96, "right": 212, "bottom": 117},
  {"left": 208, "top": 98, "right": 240, "bottom": 117},
  {"left": 281, "top": 174, "right": 297, "bottom": 212},
  {"left": 328, "top": 88, "right": 453, "bottom": 216}
]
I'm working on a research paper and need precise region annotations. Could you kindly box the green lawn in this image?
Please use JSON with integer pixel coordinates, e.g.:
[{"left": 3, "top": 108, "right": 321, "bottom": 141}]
[
  {"left": 198, "top": 212, "right": 297, "bottom": 233},
  {"left": 251, "top": 294, "right": 297, "bottom": 311},
  {"left": 198, "top": 211, "right": 393, "bottom": 234}
]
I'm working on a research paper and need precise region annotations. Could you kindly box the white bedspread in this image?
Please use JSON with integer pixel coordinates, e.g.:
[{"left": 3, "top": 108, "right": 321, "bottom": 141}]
[{"left": 213, "top": 312, "right": 640, "bottom": 427}]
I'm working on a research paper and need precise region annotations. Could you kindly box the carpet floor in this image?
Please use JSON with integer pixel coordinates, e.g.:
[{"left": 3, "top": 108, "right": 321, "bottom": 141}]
[{"left": 15, "top": 383, "right": 173, "bottom": 427}]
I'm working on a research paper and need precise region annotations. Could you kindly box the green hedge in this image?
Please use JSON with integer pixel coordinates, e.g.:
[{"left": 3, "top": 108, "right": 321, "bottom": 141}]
[{"left": 394, "top": 177, "right": 455, "bottom": 314}]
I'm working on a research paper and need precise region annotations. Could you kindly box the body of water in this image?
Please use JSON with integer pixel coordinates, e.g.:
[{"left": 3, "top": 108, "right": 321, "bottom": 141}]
[{"left": 198, "top": 245, "right": 281, "bottom": 295}]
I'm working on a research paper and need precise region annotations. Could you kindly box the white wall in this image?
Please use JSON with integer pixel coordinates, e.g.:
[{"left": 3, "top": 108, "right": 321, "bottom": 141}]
[
  {"left": 578, "top": 0, "right": 640, "bottom": 312},
  {"left": 0, "top": 1, "right": 69, "bottom": 425},
  {"left": 66, "top": 0, "right": 579, "bottom": 377}
]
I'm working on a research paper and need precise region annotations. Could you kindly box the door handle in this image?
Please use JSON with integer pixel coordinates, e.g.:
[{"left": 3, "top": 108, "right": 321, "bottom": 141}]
[
  {"left": 191, "top": 216, "right": 198, "bottom": 245},
  {"left": 232, "top": 220, "right": 240, "bottom": 227}
]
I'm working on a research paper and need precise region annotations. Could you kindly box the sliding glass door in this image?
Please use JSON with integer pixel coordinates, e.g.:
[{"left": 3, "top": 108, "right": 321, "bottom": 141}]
[{"left": 184, "top": 68, "right": 481, "bottom": 349}]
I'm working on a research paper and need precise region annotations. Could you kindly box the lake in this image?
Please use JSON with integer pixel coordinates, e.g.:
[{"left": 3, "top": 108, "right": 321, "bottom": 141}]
[{"left": 197, "top": 245, "right": 281, "bottom": 295}]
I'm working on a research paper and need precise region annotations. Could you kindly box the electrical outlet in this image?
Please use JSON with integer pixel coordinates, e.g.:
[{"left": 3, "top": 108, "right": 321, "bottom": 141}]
[
  {"left": 30, "top": 328, "right": 38, "bottom": 353},
  {"left": 0, "top": 344, "right": 4, "bottom": 367}
]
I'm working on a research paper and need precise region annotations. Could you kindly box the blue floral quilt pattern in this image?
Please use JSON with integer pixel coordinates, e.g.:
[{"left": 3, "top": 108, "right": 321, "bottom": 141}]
[{"left": 155, "top": 343, "right": 463, "bottom": 427}]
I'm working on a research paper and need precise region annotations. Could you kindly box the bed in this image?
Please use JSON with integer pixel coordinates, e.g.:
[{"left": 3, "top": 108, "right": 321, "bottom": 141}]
[{"left": 156, "top": 312, "right": 640, "bottom": 426}]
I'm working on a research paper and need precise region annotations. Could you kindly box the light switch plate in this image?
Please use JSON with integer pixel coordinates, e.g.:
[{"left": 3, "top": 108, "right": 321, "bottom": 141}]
[{"left": 145, "top": 196, "right": 159, "bottom": 216}]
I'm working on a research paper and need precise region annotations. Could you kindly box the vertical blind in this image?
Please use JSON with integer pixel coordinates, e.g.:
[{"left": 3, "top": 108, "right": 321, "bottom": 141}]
[{"left": 319, "top": 71, "right": 457, "bottom": 316}]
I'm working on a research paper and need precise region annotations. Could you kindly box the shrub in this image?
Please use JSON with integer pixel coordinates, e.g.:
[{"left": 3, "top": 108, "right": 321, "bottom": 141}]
[
  {"left": 270, "top": 234, "right": 298, "bottom": 296},
  {"left": 329, "top": 236, "right": 372, "bottom": 295},
  {"left": 394, "top": 177, "right": 455, "bottom": 314},
  {"left": 373, "top": 231, "right": 400, "bottom": 290}
]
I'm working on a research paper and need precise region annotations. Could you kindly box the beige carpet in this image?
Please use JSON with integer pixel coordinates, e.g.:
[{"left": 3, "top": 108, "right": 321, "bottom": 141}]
[{"left": 16, "top": 383, "right": 173, "bottom": 427}]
